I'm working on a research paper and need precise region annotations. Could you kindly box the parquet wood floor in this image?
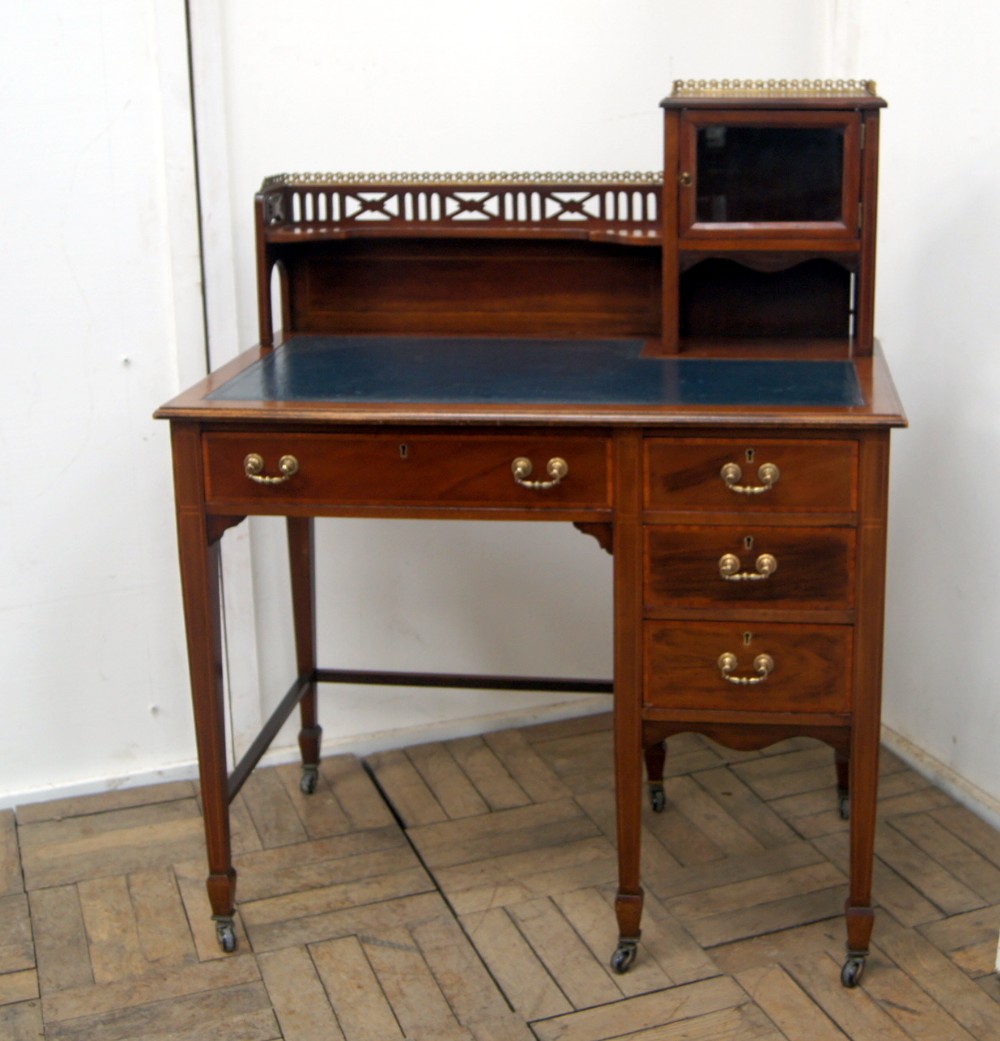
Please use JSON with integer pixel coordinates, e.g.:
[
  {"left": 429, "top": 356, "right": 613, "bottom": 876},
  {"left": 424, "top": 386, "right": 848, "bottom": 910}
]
[{"left": 4, "top": 713, "right": 999, "bottom": 1039}]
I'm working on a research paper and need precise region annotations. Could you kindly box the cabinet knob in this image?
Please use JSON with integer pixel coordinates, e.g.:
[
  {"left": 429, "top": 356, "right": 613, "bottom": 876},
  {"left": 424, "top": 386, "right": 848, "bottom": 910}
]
[{"left": 678, "top": 171, "right": 693, "bottom": 187}]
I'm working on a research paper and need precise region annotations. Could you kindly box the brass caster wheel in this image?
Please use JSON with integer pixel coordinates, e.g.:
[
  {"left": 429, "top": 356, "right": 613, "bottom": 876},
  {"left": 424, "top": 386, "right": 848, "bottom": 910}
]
[
  {"left": 610, "top": 938, "right": 638, "bottom": 974},
  {"left": 841, "top": 953, "right": 866, "bottom": 987},
  {"left": 300, "top": 766, "right": 319, "bottom": 795},
  {"left": 649, "top": 783, "right": 666, "bottom": 813},
  {"left": 214, "top": 917, "right": 237, "bottom": 953}
]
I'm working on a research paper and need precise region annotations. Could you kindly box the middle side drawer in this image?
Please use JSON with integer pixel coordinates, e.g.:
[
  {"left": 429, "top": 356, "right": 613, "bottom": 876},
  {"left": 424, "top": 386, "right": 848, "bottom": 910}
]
[{"left": 644, "top": 525, "right": 855, "bottom": 612}]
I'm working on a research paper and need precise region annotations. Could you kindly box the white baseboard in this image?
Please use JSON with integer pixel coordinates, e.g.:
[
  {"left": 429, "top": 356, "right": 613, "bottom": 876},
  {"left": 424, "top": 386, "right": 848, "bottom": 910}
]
[
  {"left": 880, "top": 724, "right": 1000, "bottom": 833},
  {"left": 879, "top": 725, "right": 1000, "bottom": 976},
  {"left": 0, "top": 693, "right": 611, "bottom": 812},
  {"left": 9, "top": 709, "right": 998, "bottom": 827}
]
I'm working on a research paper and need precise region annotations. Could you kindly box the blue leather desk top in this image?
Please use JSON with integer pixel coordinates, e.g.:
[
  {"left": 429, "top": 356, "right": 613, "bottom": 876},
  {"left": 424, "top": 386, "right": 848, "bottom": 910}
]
[{"left": 208, "top": 335, "right": 864, "bottom": 409}]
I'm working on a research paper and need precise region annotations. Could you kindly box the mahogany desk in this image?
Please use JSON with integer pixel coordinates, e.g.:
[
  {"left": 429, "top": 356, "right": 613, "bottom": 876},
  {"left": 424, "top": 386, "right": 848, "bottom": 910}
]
[{"left": 156, "top": 165, "right": 905, "bottom": 987}]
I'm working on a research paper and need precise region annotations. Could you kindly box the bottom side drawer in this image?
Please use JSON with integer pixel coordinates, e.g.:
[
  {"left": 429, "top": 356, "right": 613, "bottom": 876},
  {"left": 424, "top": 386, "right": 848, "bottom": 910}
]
[{"left": 644, "top": 621, "right": 852, "bottom": 714}]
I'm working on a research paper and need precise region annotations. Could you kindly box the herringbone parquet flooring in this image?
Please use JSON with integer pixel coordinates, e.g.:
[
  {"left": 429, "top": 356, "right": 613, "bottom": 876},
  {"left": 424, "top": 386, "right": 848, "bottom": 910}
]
[{"left": 3, "top": 713, "right": 999, "bottom": 1039}]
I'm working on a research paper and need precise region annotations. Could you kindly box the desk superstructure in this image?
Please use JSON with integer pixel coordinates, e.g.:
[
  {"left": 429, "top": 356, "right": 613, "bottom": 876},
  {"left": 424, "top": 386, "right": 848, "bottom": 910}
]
[{"left": 156, "top": 81, "right": 904, "bottom": 986}]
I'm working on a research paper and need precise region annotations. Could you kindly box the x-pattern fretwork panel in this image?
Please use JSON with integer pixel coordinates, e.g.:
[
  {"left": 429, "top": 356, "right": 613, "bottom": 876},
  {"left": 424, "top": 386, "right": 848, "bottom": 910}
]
[{"left": 260, "top": 173, "right": 662, "bottom": 234}]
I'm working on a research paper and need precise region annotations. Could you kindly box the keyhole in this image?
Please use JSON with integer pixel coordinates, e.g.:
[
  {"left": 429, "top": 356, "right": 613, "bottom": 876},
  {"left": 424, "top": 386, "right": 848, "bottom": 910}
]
[
  {"left": 399, "top": 444, "right": 409, "bottom": 459},
  {"left": 744, "top": 535, "right": 754, "bottom": 551},
  {"left": 743, "top": 631, "right": 753, "bottom": 646},
  {"left": 745, "top": 448, "right": 755, "bottom": 463}
]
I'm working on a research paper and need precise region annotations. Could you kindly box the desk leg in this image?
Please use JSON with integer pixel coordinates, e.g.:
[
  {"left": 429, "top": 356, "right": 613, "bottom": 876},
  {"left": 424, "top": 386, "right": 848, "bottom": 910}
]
[
  {"left": 841, "top": 431, "right": 890, "bottom": 988},
  {"left": 176, "top": 510, "right": 237, "bottom": 952},
  {"left": 287, "top": 517, "right": 321, "bottom": 793},
  {"left": 843, "top": 728, "right": 879, "bottom": 987},
  {"left": 612, "top": 704, "right": 643, "bottom": 974},
  {"left": 835, "top": 749, "right": 851, "bottom": 820},
  {"left": 611, "top": 431, "right": 643, "bottom": 973},
  {"left": 644, "top": 740, "right": 667, "bottom": 813}
]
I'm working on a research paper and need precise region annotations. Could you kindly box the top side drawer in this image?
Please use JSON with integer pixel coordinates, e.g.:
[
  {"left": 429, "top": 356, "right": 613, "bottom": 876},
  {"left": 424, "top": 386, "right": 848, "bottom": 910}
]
[
  {"left": 203, "top": 432, "right": 611, "bottom": 510},
  {"left": 645, "top": 438, "right": 857, "bottom": 514}
]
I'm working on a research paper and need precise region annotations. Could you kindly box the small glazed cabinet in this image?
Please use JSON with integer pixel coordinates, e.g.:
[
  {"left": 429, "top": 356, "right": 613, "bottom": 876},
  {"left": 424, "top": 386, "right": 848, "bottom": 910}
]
[{"left": 661, "top": 80, "right": 884, "bottom": 353}]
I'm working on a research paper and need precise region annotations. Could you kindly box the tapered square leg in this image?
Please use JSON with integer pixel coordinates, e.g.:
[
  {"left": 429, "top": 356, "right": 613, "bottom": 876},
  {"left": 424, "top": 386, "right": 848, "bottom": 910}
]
[{"left": 288, "top": 517, "right": 322, "bottom": 793}]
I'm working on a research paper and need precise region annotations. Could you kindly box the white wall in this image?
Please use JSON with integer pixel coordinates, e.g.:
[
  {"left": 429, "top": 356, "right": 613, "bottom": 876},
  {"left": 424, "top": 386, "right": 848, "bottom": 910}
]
[
  {"left": 5, "top": 0, "right": 1000, "bottom": 838},
  {"left": 848, "top": 2, "right": 1000, "bottom": 823},
  {"left": 0, "top": 1, "right": 205, "bottom": 805}
]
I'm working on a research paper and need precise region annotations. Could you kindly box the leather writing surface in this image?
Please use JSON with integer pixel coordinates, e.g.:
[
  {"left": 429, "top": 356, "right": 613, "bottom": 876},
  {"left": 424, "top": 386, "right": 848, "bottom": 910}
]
[{"left": 208, "top": 335, "right": 864, "bottom": 408}]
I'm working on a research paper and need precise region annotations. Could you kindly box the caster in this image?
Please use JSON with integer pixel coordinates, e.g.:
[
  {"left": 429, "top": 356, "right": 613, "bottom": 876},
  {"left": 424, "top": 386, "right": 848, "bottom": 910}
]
[
  {"left": 840, "top": 953, "right": 866, "bottom": 988},
  {"left": 300, "top": 766, "right": 319, "bottom": 795},
  {"left": 610, "top": 937, "right": 638, "bottom": 974},
  {"left": 648, "top": 782, "right": 666, "bottom": 813},
  {"left": 214, "top": 916, "right": 237, "bottom": 953},
  {"left": 837, "top": 788, "right": 850, "bottom": 820}
]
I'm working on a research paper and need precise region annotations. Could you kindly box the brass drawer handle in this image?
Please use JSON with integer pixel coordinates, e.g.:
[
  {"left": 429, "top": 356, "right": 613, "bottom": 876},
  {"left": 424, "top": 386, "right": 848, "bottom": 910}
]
[
  {"left": 718, "top": 651, "right": 774, "bottom": 685},
  {"left": 243, "top": 452, "right": 299, "bottom": 485},
  {"left": 720, "top": 461, "right": 780, "bottom": 495},
  {"left": 512, "top": 456, "right": 568, "bottom": 490},
  {"left": 718, "top": 552, "right": 778, "bottom": 581}
]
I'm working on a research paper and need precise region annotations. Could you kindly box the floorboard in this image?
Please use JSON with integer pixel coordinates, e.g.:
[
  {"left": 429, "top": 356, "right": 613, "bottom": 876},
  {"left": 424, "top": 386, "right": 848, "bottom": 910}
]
[{"left": 6, "top": 720, "right": 999, "bottom": 1039}]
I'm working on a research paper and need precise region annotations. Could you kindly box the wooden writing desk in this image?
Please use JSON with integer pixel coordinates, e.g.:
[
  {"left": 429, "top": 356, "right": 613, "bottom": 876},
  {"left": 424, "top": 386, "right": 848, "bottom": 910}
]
[{"left": 156, "top": 82, "right": 905, "bottom": 987}]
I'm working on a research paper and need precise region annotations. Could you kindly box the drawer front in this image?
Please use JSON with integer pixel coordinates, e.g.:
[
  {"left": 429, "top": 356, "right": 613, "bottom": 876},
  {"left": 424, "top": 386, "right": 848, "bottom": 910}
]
[
  {"left": 644, "top": 525, "right": 855, "bottom": 611},
  {"left": 645, "top": 438, "right": 857, "bottom": 513},
  {"left": 644, "top": 621, "right": 851, "bottom": 713},
  {"left": 203, "top": 433, "right": 610, "bottom": 509}
]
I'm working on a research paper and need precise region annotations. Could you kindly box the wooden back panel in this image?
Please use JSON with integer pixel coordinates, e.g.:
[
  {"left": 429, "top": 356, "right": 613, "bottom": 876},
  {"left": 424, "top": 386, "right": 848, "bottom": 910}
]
[{"left": 281, "top": 238, "right": 661, "bottom": 339}]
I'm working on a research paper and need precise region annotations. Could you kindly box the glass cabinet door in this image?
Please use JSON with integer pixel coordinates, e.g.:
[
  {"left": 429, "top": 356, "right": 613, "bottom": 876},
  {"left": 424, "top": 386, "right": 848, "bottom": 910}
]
[{"left": 678, "top": 111, "right": 861, "bottom": 238}]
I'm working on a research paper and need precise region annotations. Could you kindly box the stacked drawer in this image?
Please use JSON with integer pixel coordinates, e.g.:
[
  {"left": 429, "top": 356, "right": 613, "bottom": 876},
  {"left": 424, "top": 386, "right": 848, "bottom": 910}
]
[{"left": 642, "top": 437, "right": 858, "bottom": 719}]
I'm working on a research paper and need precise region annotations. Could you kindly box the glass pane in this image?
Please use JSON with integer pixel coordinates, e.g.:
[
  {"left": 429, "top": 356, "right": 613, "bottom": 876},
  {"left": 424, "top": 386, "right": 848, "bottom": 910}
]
[{"left": 696, "top": 126, "right": 844, "bottom": 223}]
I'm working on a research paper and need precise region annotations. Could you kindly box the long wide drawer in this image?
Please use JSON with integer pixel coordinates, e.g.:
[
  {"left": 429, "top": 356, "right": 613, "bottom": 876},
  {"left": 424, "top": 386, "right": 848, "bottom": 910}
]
[
  {"left": 644, "top": 621, "right": 852, "bottom": 713},
  {"left": 644, "top": 525, "right": 855, "bottom": 611},
  {"left": 203, "top": 432, "right": 611, "bottom": 509},
  {"left": 645, "top": 438, "right": 858, "bottom": 514}
]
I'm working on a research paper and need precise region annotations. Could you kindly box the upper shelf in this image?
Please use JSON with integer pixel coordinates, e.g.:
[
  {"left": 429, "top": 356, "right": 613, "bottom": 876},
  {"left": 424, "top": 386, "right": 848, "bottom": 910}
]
[{"left": 252, "top": 81, "right": 886, "bottom": 354}]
